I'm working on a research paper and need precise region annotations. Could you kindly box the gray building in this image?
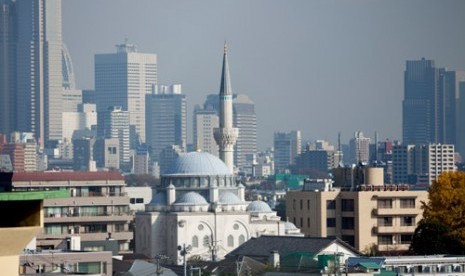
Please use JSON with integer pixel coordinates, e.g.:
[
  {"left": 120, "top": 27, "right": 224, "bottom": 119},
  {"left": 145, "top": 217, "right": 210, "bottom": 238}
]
[
  {"left": 273, "top": 131, "right": 301, "bottom": 173},
  {"left": 233, "top": 94, "right": 257, "bottom": 170},
  {"left": 12, "top": 0, "right": 63, "bottom": 147},
  {"left": 95, "top": 42, "right": 157, "bottom": 144},
  {"left": 403, "top": 58, "right": 465, "bottom": 147},
  {"left": 145, "top": 85, "right": 186, "bottom": 166}
]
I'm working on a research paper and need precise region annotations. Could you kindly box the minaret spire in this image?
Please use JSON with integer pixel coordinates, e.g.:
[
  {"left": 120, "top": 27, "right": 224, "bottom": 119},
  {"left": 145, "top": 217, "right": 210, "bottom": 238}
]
[{"left": 214, "top": 42, "right": 239, "bottom": 173}]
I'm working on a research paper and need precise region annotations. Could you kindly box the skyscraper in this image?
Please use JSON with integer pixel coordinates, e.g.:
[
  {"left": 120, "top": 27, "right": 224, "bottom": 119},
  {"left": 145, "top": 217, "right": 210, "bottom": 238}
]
[
  {"left": 15, "top": 0, "right": 63, "bottom": 146},
  {"left": 214, "top": 43, "right": 238, "bottom": 173},
  {"left": 402, "top": 58, "right": 438, "bottom": 145},
  {"left": 146, "top": 84, "right": 186, "bottom": 165},
  {"left": 233, "top": 94, "right": 257, "bottom": 170},
  {"left": 95, "top": 42, "right": 157, "bottom": 145},
  {"left": 0, "top": 0, "right": 16, "bottom": 137},
  {"left": 273, "top": 130, "right": 301, "bottom": 173}
]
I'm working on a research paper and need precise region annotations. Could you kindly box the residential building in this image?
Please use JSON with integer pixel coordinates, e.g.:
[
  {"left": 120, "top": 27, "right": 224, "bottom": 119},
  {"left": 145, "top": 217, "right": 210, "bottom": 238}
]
[
  {"left": 286, "top": 175, "right": 428, "bottom": 254},
  {"left": 0, "top": 189, "right": 68, "bottom": 275},
  {"left": 273, "top": 131, "right": 301, "bottom": 173},
  {"left": 94, "top": 138, "right": 119, "bottom": 170},
  {"left": 72, "top": 137, "right": 96, "bottom": 171},
  {"left": 95, "top": 42, "right": 157, "bottom": 144},
  {"left": 145, "top": 84, "right": 186, "bottom": 166},
  {"left": 392, "top": 144, "right": 456, "bottom": 185},
  {"left": 0, "top": 171, "right": 133, "bottom": 253},
  {"left": 133, "top": 145, "right": 149, "bottom": 175}
]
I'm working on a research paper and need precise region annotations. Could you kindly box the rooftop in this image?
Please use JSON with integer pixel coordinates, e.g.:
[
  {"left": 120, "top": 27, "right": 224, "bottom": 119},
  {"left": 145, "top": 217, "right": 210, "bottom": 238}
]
[{"left": 0, "top": 171, "right": 124, "bottom": 182}]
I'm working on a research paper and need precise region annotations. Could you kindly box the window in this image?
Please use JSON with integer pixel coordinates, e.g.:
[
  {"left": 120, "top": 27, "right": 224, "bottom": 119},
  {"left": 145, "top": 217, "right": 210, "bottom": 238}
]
[
  {"left": 300, "top": 217, "right": 303, "bottom": 227},
  {"left": 300, "top": 200, "right": 303, "bottom": 210},
  {"left": 115, "top": 223, "right": 125, "bottom": 232},
  {"left": 192, "top": 236, "right": 199, "bottom": 248},
  {"left": 239, "top": 235, "right": 245, "bottom": 245},
  {"left": 377, "top": 199, "right": 392, "bottom": 209},
  {"left": 326, "top": 200, "right": 336, "bottom": 210},
  {"left": 400, "top": 234, "right": 412, "bottom": 244},
  {"left": 307, "top": 218, "right": 310, "bottom": 227},
  {"left": 227, "top": 235, "right": 234, "bottom": 247},
  {"left": 341, "top": 217, "right": 354, "bottom": 229},
  {"left": 341, "top": 199, "right": 354, "bottom": 212},
  {"left": 130, "top": 198, "right": 135, "bottom": 204},
  {"left": 293, "top": 199, "right": 296, "bottom": 210},
  {"left": 307, "top": 200, "right": 310, "bottom": 210},
  {"left": 401, "top": 216, "right": 414, "bottom": 226},
  {"left": 378, "top": 217, "right": 393, "bottom": 227},
  {"left": 400, "top": 198, "right": 415, "bottom": 208},
  {"left": 378, "top": 235, "right": 393, "bottom": 245},
  {"left": 135, "top": 198, "right": 144, "bottom": 204},
  {"left": 327, "top": 218, "right": 336, "bottom": 228},
  {"left": 341, "top": 235, "right": 355, "bottom": 247},
  {"left": 203, "top": 235, "right": 210, "bottom": 247}
]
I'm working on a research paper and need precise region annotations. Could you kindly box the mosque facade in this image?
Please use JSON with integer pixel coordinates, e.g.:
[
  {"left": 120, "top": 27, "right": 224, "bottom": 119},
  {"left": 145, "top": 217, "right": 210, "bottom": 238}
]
[{"left": 135, "top": 44, "right": 301, "bottom": 264}]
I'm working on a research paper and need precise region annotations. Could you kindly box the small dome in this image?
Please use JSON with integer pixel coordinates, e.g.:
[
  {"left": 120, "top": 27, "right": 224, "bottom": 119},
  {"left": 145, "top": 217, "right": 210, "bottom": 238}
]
[
  {"left": 247, "top": 200, "right": 272, "bottom": 212},
  {"left": 164, "top": 152, "right": 231, "bottom": 176},
  {"left": 149, "top": 192, "right": 167, "bottom": 205},
  {"left": 174, "top": 192, "right": 208, "bottom": 205},
  {"left": 219, "top": 191, "right": 242, "bottom": 204},
  {"left": 284, "top": 222, "right": 298, "bottom": 230}
]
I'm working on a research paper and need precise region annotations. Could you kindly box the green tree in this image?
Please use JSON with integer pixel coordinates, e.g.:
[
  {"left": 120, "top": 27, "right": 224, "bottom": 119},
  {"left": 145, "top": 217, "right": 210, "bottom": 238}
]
[{"left": 410, "top": 219, "right": 464, "bottom": 254}]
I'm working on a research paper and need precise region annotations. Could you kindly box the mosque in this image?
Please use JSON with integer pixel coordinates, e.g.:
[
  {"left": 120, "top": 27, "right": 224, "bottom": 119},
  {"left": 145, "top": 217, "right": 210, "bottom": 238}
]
[{"left": 134, "top": 44, "right": 302, "bottom": 264}]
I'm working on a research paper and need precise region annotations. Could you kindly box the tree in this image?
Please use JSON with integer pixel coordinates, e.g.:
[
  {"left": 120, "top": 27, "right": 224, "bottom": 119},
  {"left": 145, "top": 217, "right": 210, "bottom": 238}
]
[{"left": 410, "top": 171, "right": 465, "bottom": 254}]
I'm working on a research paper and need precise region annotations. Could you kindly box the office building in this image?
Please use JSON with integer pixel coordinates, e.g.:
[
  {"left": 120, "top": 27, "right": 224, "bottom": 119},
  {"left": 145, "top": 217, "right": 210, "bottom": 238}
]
[
  {"left": 193, "top": 105, "right": 219, "bottom": 156},
  {"left": 15, "top": 0, "right": 63, "bottom": 146},
  {"left": 286, "top": 171, "right": 428, "bottom": 254},
  {"left": 133, "top": 145, "right": 149, "bottom": 175},
  {"left": 62, "top": 89, "right": 82, "bottom": 112},
  {"left": 62, "top": 103, "right": 97, "bottom": 142},
  {"left": 73, "top": 137, "right": 96, "bottom": 171},
  {"left": 0, "top": 171, "right": 133, "bottom": 253},
  {"left": 61, "top": 43, "right": 76, "bottom": 90},
  {"left": 273, "top": 131, "right": 301, "bottom": 173},
  {"left": 95, "top": 42, "right": 157, "bottom": 144},
  {"left": 146, "top": 84, "right": 186, "bottom": 166},
  {"left": 349, "top": 131, "right": 370, "bottom": 164},
  {"left": 392, "top": 143, "right": 456, "bottom": 185},
  {"left": 98, "top": 106, "right": 130, "bottom": 169},
  {"left": 403, "top": 59, "right": 465, "bottom": 148},
  {"left": 0, "top": 0, "right": 16, "bottom": 137},
  {"left": 233, "top": 94, "right": 257, "bottom": 170},
  {"left": 94, "top": 138, "right": 119, "bottom": 170}
]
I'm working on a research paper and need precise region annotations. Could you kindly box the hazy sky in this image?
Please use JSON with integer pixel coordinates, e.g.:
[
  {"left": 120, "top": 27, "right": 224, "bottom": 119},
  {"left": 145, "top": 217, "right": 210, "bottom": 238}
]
[{"left": 62, "top": 0, "right": 465, "bottom": 149}]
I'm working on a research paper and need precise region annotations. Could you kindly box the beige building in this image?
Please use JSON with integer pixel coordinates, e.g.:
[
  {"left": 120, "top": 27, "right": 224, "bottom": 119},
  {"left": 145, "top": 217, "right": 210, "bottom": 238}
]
[
  {"left": 0, "top": 171, "right": 133, "bottom": 253},
  {"left": 286, "top": 181, "right": 428, "bottom": 254}
]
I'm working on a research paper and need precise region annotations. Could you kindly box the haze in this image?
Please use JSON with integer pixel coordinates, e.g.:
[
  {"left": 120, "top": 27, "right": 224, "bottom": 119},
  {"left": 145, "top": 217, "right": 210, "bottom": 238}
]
[{"left": 62, "top": 0, "right": 465, "bottom": 149}]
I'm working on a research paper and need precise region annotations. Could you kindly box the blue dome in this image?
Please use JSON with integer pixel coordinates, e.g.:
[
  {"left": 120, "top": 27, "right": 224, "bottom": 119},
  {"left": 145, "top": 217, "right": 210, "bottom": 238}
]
[
  {"left": 174, "top": 192, "right": 208, "bottom": 205},
  {"left": 247, "top": 200, "right": 272, "bottom": 212},
  {"left": 219, "top": 191, "right": 242, "bottom": 204},
  {"left": 164, "top": 151, "right": 231, "bottom": 176}
]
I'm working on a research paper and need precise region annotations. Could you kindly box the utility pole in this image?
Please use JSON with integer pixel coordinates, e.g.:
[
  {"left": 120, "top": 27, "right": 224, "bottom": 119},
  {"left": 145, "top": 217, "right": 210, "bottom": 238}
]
[{"left": 178, "top": 244, "right": 192, "bottom": 276}]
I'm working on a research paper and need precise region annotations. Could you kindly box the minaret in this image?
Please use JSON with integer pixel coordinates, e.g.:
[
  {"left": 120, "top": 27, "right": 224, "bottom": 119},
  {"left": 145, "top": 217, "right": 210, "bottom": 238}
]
[{"left": 214, "top": 42, "right": 239, "bottom": 173}]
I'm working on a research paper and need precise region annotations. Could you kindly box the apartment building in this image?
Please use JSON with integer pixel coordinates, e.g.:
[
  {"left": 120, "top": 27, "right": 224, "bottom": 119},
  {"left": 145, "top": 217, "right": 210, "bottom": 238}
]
[
  {"left": 286, "top": 174, "right": 427, "bottom": 254},
  {"left": 0, "top": 171, "right": 133, "bottom": 253}
]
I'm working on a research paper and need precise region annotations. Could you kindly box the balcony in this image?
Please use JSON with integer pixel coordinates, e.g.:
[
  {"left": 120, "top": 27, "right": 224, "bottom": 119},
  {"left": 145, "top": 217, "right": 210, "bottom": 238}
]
[
  {"left": 373, "top": 208, "right": 419, "bottom": 216},
  {"left": 37, "top": 231, "right": 133, "bottom": 242},
  {"left": 372, "top": 225, "right": 416, "bottom": 234},
  {"left": 44, "top": 212, "right": 133, "bottom": 223}
]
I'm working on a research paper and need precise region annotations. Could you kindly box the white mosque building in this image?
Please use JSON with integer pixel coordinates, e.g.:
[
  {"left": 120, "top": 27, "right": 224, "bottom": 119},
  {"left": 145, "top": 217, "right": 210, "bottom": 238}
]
[
  {"left": 135, "top": 44, "right": 301, "bottom": 264},
  {"left": 134, "top": 151, "right": 302, "bottom": 264}
]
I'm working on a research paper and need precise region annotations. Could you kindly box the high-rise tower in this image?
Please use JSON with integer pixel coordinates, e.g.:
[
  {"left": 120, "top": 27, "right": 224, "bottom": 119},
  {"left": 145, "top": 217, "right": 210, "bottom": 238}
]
[
  {"left": 15, "top": 0, "right": 63, "bottom": 147},
  {"left": 95, "top": 42, "right": 157, "bottom": 145},
  {"left": 214, "top": 43, "right": 238, "bottom": 173}
]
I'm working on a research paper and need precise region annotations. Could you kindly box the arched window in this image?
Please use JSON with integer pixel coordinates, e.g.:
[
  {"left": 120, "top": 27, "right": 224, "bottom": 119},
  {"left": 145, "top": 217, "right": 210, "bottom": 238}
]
[
  {"left": 192, "top": 236, "right": 199, "bottom": 248},
  {"left": 239, "top": 235, "right": 245, "bottom": 245},
  {"left": 227, "top": 235, "right": 234, "bottom": 247},
  {"left": 203, "top": 235, "right": 210, "bottom": 247}
]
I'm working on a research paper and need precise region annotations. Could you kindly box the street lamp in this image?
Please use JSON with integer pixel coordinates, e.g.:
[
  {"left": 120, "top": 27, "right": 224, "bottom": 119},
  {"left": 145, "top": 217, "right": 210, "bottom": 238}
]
[{"left": 178, "top": 244, "right": 192, "bottom": 276}]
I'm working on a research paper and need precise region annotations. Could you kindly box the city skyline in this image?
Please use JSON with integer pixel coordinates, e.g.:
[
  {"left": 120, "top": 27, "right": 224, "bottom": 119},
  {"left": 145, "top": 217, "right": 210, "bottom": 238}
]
[{"left": 62, "top": 0, "right": 465, "bottom": 149}]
